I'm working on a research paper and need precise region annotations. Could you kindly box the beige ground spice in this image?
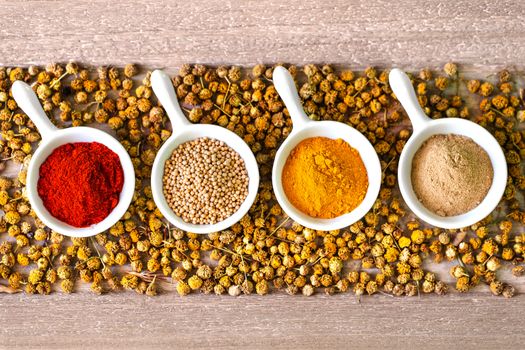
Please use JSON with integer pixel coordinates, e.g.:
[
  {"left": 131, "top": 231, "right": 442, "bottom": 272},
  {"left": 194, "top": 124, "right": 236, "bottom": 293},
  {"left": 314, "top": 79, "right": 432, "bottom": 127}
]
[{"left": 411, "top": 134, "right": 493, "bottom": 216}]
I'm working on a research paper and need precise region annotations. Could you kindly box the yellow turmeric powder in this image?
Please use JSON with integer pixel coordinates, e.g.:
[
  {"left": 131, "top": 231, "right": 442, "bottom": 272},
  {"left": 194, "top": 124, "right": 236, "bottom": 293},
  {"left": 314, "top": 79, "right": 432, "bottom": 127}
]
[{"left": 282, "top": 137, "right": 368, "bottom": 218}]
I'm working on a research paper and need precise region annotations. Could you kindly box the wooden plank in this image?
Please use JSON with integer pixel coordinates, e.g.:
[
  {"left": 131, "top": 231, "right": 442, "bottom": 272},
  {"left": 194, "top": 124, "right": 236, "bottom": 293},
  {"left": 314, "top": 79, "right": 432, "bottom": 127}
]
[
  {"left": 1, "top": 293, "right": 524, "bottom": 349},
  {"left": 0, "top": 0, "right": 524, "bottom": 68}
]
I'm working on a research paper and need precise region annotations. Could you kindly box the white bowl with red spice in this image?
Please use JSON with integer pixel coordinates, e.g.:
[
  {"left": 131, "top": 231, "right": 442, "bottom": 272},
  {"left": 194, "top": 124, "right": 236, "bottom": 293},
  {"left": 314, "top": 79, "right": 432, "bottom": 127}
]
[
  {"left": 150, "top": 69, "right": 260, "bottom": 234},
  {"left": 271, "top": 66, "right": 382, "bottom": 231},
  {"left": 11, "top": 81, "right": 135, "bottom": 238},
  {"left": 389, "top": 68, "right": 507, "bottom": 229}
]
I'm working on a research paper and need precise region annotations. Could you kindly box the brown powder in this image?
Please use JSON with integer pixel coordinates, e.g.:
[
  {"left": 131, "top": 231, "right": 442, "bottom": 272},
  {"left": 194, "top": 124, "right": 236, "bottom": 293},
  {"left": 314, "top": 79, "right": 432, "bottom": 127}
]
[{"left": 411, "top": 134, "right": 493, "bottom": 216}]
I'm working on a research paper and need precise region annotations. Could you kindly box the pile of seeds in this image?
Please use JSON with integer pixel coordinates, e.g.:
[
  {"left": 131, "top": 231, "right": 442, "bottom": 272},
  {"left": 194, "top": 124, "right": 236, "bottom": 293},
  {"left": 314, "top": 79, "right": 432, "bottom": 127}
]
[
  {"left": 163, "top": 137, "right": 249, "bottom": 224},
  {"left": 0, "top": 62, "right": 523, "bottom": 299}
]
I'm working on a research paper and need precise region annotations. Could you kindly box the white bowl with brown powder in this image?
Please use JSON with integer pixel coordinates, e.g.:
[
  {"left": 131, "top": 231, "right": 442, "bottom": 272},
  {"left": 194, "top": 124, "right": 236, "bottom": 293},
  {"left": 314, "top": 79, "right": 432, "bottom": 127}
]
[
  {"left": 390, "top": 68, "right": 507, "bottom": 229},
  {"left": 411, "top": 134, "right": 493, "bottom": 217}
]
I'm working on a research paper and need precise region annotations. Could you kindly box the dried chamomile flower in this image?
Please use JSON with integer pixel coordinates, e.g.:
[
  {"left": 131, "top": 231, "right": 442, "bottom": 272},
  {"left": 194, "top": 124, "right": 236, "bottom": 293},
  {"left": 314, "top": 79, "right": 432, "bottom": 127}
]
[
  {"left": 512, "top": 266, "right": 524, "bottom": 277},
  {"left": 502, "top": 285, "right": 515, "bottom": 298},
  {"left": 228, "top": 285, "right": 241, "bottom": 297},
  {"left": 124, "top": 64, "right": 138, "bottom": 78},
  {"left": 443, "top": 62, "right": 458, "bottom": 77}
]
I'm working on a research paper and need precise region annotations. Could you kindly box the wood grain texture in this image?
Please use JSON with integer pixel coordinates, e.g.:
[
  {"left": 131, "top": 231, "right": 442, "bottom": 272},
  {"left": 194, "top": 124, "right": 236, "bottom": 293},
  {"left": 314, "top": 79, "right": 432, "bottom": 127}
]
[
  {"left": 1, "top": 293, "right": 524, "bottom": 350},
  {"left": 0, "top": 0, "right": 524, "bottom": 68},
  {"left": 1, "top": 0, "right": 525, "bottom": 349}
]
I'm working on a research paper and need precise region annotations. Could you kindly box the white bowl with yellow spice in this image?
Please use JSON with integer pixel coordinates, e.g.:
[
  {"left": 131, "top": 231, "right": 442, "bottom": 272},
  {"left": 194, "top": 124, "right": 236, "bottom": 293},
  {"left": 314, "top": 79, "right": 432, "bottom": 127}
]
[
  {"left": 389, "top": 68, "right": 507, "bottom": 229},
  {"left": 272, "top": 66, "right": 382, "bottom": 231},
  {"left": 150, "top": 70, "right": 260, "bottom": 234}
]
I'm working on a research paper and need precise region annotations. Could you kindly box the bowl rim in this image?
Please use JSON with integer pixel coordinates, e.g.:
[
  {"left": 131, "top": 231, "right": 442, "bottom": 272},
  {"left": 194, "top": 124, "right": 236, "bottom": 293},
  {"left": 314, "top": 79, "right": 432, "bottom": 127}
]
[
  {"left": 272, "top": 120, "right": 382, "bottom": 231},
  {"left": 26, "top": 126, "right": 136, "bottom": 238},
  {"left": 150, "top": 124, "right": 260, "bottom": 234},
  {"left": 397, "top": 117, "right": 507, "bottom": 229}
]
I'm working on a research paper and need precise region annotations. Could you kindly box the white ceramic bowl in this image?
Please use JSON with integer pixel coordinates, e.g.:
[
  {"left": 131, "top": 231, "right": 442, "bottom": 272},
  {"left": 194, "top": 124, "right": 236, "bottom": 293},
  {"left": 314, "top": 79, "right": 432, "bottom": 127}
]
[
  {"left": 389, "top": 68, "right": 507, "bottom": 229},
  {"left": 271, "top": 66, "right": 382, "bottom": 231},
  {"left": 11, "top": 81, "right": 135, "bottom": 238},
  {"left": 150, "top": 70, "right": 260, "bottom": 234}
]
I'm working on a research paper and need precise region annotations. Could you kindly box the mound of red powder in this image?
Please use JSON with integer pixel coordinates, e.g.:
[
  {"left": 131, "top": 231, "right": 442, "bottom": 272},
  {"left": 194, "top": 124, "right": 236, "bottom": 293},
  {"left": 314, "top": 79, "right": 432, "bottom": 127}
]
[{"left": 37, "top": 142, "right": 124, "bottom": 227}]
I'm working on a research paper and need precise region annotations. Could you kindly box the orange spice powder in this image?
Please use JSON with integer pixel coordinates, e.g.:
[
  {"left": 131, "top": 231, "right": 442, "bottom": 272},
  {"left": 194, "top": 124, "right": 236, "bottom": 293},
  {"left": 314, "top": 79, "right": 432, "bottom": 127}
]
[{"left": 282, "top": 137, "right": 368, "bottom": 218}]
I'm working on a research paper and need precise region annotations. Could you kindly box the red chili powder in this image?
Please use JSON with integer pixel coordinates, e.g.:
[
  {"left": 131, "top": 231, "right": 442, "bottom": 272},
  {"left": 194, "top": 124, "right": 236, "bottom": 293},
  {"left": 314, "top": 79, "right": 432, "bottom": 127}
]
[{"left": 37, "top": 142, "right": 124, "bottom": 227}]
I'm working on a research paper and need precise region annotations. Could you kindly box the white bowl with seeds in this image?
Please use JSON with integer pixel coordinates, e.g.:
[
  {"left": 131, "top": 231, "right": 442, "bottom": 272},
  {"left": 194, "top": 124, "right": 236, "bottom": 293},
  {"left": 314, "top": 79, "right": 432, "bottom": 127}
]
[{"left": 150, "top": 70, "right": 260, "bottom": 234}]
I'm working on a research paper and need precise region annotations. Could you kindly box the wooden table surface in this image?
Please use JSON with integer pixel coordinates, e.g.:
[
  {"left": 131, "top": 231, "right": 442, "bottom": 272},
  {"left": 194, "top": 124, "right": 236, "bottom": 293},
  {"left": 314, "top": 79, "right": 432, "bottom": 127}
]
[{"left": 1, "top": 1, "right": 525, "bottom": 349}]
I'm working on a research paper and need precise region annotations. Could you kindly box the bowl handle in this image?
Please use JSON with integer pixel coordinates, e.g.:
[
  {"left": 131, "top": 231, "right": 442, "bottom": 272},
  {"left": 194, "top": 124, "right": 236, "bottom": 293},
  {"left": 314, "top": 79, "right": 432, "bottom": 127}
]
[
  {"left": 273, "top": 66, "right": 312, "bottom": 130},
  {"left": 389, "top": 68, "right": 430, "bottom": 132},
  {"left": 151, "top": 69, "right": 191, "bottom": 130},
  {"left": 11, "top": 81, "right": 58, "bottom": 139}
]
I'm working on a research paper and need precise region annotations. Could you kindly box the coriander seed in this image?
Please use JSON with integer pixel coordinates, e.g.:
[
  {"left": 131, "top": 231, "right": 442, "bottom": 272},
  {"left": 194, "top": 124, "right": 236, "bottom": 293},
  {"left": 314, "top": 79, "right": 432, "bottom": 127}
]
[{"left": 163, "top": 137, "right": 249, "bottom": 225}]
